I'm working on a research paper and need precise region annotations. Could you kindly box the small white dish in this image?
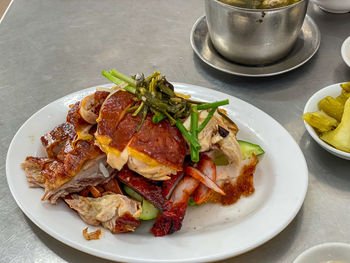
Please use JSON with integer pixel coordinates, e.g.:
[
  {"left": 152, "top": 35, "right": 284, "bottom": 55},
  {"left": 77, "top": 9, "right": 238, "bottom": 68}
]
[
  {"left": 341, "top": 37, "right": 350, "bottom": 68},
  {"left": 294, "top": 242, "right": 350, "bottom": 263},
  {"left": 312, "top": 0, "right": 350, "bottom": 13},
  {"left": 303, "top": 83, "right": 350, "bottom": 160}
]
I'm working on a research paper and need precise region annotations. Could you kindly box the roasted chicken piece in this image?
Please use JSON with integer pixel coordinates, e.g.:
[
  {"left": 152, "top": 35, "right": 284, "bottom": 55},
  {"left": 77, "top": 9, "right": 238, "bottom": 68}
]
[
  {"left": 211, "top": 154, "right": 258, "bottom": 205},
  {"left": 95, "top": 90, "right": 138, "bottom": 170},
  {"left": 79, "top": 91, "right": 110, "bottom": 124},
  {"left": 184, "top": 110, "right": 258, "bottom": 205},
  {"left": 95, "top": 90, "right": 187, "bottom": 180},
  {"left": 127, "top": 115, "right": 187, "bottom": 180},
  {"left": 65, "top": 193, "right": 142, "bottom": 233},
  {"left": 40, "top": 123, "right": 76, "bottom": 158},
  {"left": 67, "top": 102, "right": 94, "bottom": 141},
  {"left": 22, "top": 153, "right": 114, "bottom": 204},
  {"left": 184, "top": 110, "right": 240, "bottom": 164},
  {"left": 65, "top": 90, "right": 109, "bottom": 141},
  {"left": 22, "top": 157, "right": 48, "bottom": 188},
  {"left": 23, "top": 103, "right": 113, "bottom": 203}
]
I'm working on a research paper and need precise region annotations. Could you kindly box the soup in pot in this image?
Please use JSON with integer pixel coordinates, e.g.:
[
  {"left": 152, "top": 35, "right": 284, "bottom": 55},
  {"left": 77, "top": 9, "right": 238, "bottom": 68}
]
[{"left": 218, "top": 0, "right": 301, "bottom": 9}]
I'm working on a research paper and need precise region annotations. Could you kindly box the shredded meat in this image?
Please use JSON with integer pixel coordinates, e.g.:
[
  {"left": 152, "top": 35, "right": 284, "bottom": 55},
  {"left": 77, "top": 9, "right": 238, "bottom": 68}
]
[{"left": 65, "top": 194, "right": 141, "bottom": 233}]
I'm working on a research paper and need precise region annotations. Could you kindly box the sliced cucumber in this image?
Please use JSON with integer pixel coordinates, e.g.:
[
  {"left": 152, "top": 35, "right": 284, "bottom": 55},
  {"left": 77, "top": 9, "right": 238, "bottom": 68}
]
[
  {"left": 123, "top": 185, "right": 159, "bottom": 220},
  {"left": 123, "top": 185, "right": 142, "bottom": 201},
  {"left": 188, "top": 196, "right": 198, "bottom": 206},
  {"left": 238, "top": 140, "right": 265, "bottom": 160},
  {"left": 140, "top": 200, "right": 159, "bottom": 220},
  {"left": 213, "top": 154, "right": 229, "bottom": 166}
]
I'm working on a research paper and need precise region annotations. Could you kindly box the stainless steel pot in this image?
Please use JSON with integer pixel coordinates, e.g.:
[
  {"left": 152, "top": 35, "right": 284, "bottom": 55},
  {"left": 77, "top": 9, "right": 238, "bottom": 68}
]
[{"left": 205, "top": 0, "right": 309, "bottom": 65}]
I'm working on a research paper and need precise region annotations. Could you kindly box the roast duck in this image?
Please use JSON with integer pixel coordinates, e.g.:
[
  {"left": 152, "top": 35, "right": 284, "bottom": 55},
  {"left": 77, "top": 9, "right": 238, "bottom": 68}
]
[{"left": 22, "top": 82, "right": 258, "bottom": 237}]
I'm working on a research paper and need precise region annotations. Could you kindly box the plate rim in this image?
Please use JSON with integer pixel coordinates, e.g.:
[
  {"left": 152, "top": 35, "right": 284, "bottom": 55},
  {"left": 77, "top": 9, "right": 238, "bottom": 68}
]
[
  {"left": 6, "top": 82, "right": 309, "bottom": 262},
  {"left": 341, "top": 36, "right": 350, "bottom": 68},
  {"left": 190, "top": 15, "right": 321, "bottom": 77}
]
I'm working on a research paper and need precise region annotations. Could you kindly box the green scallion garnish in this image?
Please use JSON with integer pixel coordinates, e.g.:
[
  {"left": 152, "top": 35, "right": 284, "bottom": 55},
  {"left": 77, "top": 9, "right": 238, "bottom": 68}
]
[{"left": 102, "top": 69, "right": 233, "bottom": 162}]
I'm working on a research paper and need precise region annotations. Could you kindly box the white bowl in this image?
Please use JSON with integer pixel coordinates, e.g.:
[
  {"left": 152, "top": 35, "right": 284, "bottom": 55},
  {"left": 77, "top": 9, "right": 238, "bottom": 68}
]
[
  {"left": 341, "top": 36, "right": 350, "bottom": 68},
  {"left": 312, "top": 0, "right": 350, "bottom": 13},
  {"left": 303, "top": 83, "right": 350, "bottom": 160},
  {"left": 294, "top": 242, "right": 350, "bottom": 263}
]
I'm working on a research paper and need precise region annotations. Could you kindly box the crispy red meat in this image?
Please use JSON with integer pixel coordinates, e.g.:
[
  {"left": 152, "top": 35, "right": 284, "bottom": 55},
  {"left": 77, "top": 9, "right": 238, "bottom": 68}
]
[
  {"left": 116, "top": 168, "right": 172, "bottom": 212},
  {"left": 40, "top": 123, "right": 76, "bottom": 158},
  {"left": 162, "top": 171, "right": 184, "bottom": 199}
]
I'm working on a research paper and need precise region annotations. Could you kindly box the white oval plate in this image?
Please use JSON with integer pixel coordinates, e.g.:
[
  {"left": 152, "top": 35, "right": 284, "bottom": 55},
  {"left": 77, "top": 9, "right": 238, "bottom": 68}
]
[
  {"left": 303, "top": 83, "right": 350, "bottom": 160},
  {"left": 6, "top": 83, "right": 308, "bottom": 263}
]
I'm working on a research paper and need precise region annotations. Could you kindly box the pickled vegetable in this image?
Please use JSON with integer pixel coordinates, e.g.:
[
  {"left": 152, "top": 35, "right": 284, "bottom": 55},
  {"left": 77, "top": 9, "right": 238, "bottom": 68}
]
[
  {"left": 318, "top": 96, "right": 344, "bottom": 122},
  {"left": 340, "top": 82, "right": 350, "bottom": 92},
  {"left": 302, "top": 111, "right": 338, "bottom": 133},
  {"left": 321, "top": 98, "right": 350, "bottom": 153},
  {"left": 336, "top": 89, "right": 350, "bottom": 105}
]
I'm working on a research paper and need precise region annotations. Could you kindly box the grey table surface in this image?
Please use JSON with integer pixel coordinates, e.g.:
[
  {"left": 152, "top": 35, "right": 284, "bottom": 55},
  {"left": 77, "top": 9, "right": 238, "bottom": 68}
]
[{"left": 1, "top": 0, "right": 350, "bottom": 262}]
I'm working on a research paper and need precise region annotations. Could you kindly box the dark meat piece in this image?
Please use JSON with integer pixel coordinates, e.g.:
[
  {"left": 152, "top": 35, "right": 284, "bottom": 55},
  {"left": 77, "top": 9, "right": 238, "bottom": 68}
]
[
  {"left": 111, "top": 213, "right": 141, "bottom": 234},
  {"left": 162, "top": 171, "right": 184, "bottom": 199},
  {"left": 116, "top": 168, "right": 171, "bottom": 212},
  {"left": 116, "top": 168, "right": 200, "bottom": 236},
  {"left": 102, "top": 177, "right": 122, "bottom": 195},
  {"left": 151, "top": 176, "right": 200, "bottom": 236}
]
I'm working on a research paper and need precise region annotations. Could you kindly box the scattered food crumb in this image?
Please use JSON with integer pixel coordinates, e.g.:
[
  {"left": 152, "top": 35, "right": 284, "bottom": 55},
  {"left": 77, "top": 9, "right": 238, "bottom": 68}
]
[{"left": 83, "top": 227, "right": 101, "bottom": 241}]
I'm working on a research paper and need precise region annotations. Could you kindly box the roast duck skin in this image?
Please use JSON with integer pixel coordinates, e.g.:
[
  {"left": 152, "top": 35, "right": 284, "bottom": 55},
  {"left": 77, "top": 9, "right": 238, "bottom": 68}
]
[
  {"left": 95, "top": 90, "right": 187, "bottom": 180},
  {"left": 22, "top": 91, "right": 113, "bottom": 204}
]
